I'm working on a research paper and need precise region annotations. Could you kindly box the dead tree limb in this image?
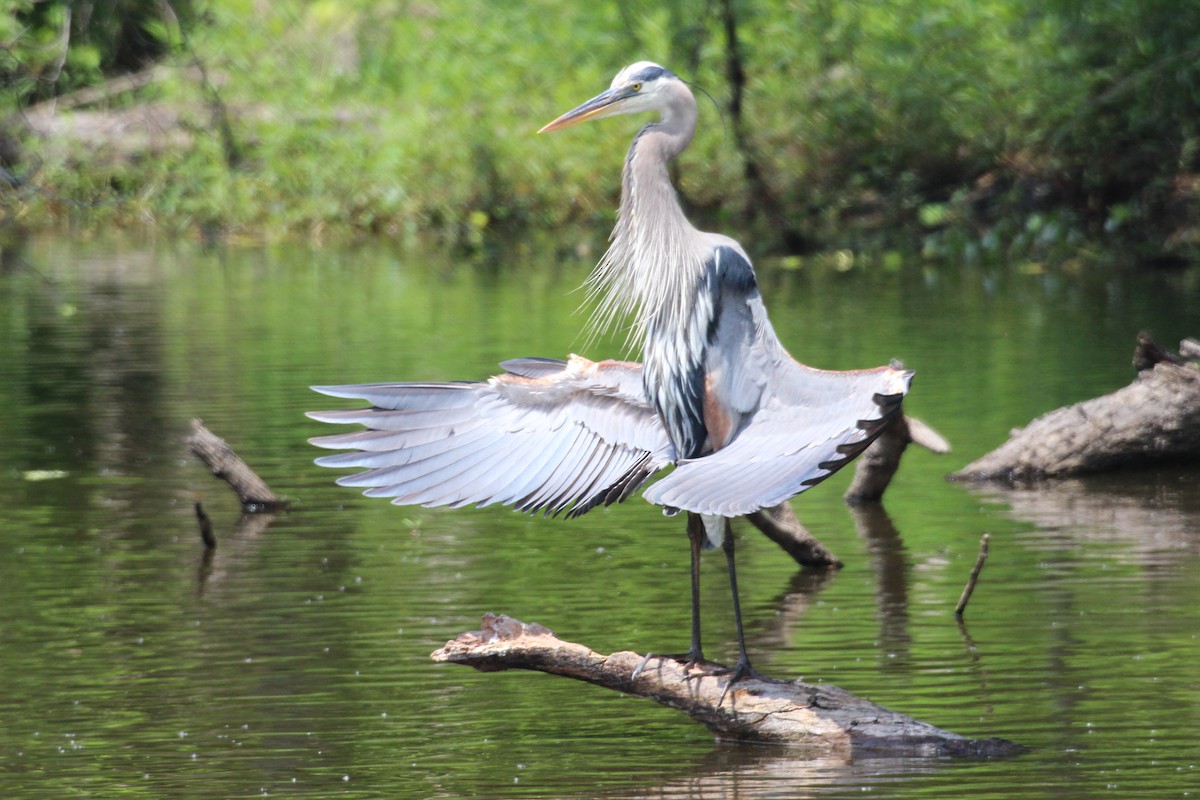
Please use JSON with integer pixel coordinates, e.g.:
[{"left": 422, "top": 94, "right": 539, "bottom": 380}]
[
  {"left": 432, "top": 613, "right": 1021, "bottom": 757},
  {"left": 955, "top": 533, "right": 990, "bottom": 616},
  {"left": 952, "top": 334, "right": 1200, "bottom": 482},
  {"left": 746, "top": 502, "right": 842, "bottom": 569},
  {"left": 187, "top": 419, "right": 285, "bottom": 511}
]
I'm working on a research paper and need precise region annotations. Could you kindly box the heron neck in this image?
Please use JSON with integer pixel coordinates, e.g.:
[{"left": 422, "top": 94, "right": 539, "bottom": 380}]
[{"left": 585, "top": 121, "right": 708, "bottom": 350}]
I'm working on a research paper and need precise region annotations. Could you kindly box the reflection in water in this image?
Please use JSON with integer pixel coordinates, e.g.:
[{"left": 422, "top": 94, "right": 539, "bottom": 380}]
[
  {"left": 196, "top": 512, "right": 278, "bottom": 596},
  {"left": 749, "top": 563, "right": 838, "bottom": 655},
  {"left": 7, "top": 247, "right": 178, "bottom": 529},
  {"left": 597, "top": 749, "right": 947, "bottom": 800},
  {"left": 747, "top": 503, "right": 915, "bottom": 667},
  {"left": 967, "top": 471, "right": 1200, "bottom": 563},
  {"left": 850, "top": 504, "right": 912, "bottom": 661}
]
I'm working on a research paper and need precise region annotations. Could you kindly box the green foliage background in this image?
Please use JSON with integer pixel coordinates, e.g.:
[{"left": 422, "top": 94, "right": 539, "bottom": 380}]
[{"left": 2, "top": 0, "right": 1199, "bottom": 258}]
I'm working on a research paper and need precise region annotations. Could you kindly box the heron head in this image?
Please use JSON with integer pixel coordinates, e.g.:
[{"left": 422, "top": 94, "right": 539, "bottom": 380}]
[{"left": 539, "top": 62, "right": 683, "bottom": 133}]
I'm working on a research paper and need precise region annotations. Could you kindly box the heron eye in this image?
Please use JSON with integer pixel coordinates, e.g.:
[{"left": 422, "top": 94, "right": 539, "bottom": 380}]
[{"left": 632, "top": 82, "right": 642, "bottom": 91}]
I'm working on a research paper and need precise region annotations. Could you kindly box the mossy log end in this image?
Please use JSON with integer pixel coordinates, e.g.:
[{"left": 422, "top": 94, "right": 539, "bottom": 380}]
[
  {"left": 432, "top": 613, "right": 1021, "bottom": 758},
  {"left": 951, "top": 334, "right": 1200, "bottom": 482}
]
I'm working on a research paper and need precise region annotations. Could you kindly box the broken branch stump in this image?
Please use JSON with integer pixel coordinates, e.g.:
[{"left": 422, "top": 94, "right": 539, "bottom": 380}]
[
  {"left": 187, "top": 419, "right": 285, "bottom": 511},
  {"left": 432, "top": 613, "right": 1020, "bottom": 757},
  {"left": 845, "top": 414, "right": 950, "bottom": 505},
  {"left": 955, "top": 533, "right": 990, "bottom": 616}
]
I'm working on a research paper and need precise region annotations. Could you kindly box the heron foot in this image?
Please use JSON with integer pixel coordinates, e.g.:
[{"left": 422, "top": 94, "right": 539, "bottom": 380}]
[
  {"left": 674, "top": 648, "right": 720, "bottom": 678},
  {"left": 630, "top": 650, "right": 713, "bottom": 682},
  {"left": 716, "top": 657, "right": 773, "bottom": 707}
]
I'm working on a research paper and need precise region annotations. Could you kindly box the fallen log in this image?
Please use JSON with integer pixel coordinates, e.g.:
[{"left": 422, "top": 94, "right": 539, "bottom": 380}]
[
  {"left": 951, "top": 334, "right": 1200, "bottom": 482},
  {"left": 432, "top": 613, "right": 1021, "bottom": 757}
]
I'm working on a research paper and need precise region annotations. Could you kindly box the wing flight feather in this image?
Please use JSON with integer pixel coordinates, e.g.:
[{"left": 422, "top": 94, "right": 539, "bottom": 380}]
[{"left": 308, "top": 356, "right": 673, "bottom": 516}]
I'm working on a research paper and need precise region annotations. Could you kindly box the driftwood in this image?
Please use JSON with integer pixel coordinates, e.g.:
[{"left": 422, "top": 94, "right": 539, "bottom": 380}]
[
  {"left": 952, "top": 334, "right": 1200, "bottom": 482},
  {"left": 433, "top": 613, "right": 1020, "bottom": 757},
  {"left": 187, "top": 419, "right": 286, "bottom": 511}
]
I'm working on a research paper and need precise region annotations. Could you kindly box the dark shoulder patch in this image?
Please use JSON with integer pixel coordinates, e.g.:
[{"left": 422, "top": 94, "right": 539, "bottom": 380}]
[{"left": 714, "top": 245, "right": 757, "bottom": 293}]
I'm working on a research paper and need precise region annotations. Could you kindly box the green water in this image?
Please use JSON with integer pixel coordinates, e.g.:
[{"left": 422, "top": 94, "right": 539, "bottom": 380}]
[{"left": 1, "top": 235, "right": 1198, "bottom": 799}]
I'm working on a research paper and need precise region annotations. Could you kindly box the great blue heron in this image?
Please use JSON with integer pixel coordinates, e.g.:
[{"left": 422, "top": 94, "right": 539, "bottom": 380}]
[{"left": 309, "top": 62, "right": 911, "bottom": 686}]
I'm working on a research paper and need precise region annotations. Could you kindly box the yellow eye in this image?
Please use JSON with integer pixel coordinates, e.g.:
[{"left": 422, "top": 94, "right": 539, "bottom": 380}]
[{"left": 632, "top": 82, "right": 642, "bottom": 91}]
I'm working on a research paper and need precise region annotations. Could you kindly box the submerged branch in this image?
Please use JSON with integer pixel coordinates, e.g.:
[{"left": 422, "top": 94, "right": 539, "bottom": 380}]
[
  {"left": 187, "top": 419, "right": 285, "bottom": 512},
  {"left": 746, "top": 502, "right": 842, "bottom": 569}
]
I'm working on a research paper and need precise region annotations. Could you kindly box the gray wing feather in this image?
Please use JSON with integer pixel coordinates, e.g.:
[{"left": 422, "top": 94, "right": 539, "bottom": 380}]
[{"left": 308, "top": 355, "right": 673, "bottom": 516}]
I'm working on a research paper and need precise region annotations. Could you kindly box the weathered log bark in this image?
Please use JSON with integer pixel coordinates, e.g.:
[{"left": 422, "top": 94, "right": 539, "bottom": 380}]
[
  {"left": 187, "top": 419, "right": 286, "bottom": 511},
  {"left": 432, "top": 613, "right": 1021, "bottom": 757},
  {"left": 951, "top": 334, "right": 1200, "bottom": 482}
]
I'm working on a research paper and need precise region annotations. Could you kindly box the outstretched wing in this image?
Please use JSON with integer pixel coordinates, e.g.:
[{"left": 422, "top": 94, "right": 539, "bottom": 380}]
[
  {"left": 643, "top": 363, "right": 911, "bottom": 517},
  {"left": 308, "top": 355, "right": 674, "bottom": 517}
]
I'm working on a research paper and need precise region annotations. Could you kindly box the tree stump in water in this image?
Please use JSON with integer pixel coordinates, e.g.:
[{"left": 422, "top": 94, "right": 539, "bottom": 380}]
[
  {"left": 951, "top": 334, "right": 1200, "bottom": 482},
  {"left": 432, "top": 613, "right": 1021, "bottom": 757},
  {"left": 845, "top": 413, "right": 950, "bottom": 504}
]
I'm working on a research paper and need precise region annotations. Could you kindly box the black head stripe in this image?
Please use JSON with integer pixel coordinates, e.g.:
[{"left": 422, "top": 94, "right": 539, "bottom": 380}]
[{"left": 629, "top": 65, "right": 674, "bottom": 84}]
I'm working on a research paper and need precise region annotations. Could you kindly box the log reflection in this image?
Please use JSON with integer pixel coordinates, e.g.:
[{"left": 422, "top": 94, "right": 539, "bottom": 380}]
[{"left": 965, "top": 470, "right": 1200, "bottom": 566}]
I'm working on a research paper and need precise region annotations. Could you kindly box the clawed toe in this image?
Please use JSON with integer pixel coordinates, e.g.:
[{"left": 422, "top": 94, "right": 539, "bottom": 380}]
[
  {"left": 631, "top": 650, "right": 713, "bottom": 681},
  {"left": 717, "top": 658, "right": 771, "bottom": 706}
]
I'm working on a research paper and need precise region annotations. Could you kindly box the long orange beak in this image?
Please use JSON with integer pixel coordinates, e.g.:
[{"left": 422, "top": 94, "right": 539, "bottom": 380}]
[{"left": 538, "top": 87, "right": 627, "bottom": 133}]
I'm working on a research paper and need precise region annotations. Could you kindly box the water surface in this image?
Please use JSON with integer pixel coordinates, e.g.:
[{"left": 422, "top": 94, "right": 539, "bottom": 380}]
[{"left": 0, "top": 235, "right": 1198, "bottom": 798}]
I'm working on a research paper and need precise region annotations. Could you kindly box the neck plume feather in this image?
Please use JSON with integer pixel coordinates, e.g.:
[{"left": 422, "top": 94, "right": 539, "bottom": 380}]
[{"left": 584, "top": 123, "right": 709, "bottom": 352}]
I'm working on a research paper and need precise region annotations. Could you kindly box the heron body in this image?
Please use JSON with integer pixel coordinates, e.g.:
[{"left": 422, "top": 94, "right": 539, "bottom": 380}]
[{"left": 310, "top": 62, "right": 912, "bottom": 683}]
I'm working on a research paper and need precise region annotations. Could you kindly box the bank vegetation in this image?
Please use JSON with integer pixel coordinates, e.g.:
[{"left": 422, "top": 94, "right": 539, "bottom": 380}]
[{"left": 1, "top": 0, "right": 1198, "bottom": 263}]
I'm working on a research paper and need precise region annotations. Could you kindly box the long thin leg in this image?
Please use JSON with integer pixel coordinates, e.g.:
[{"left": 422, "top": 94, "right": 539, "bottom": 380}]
[
  {"left": 685, "top": 512, "right": 706, "bottom": 664},
  {"left": 718, "top": 522, "right": 771, "bottom": 706},
  {"left": 634, "top": 514, "right": 707, "bottom": 681},
  {"left": 722, "top": 520, "right": 752, "bottom": 675}
]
